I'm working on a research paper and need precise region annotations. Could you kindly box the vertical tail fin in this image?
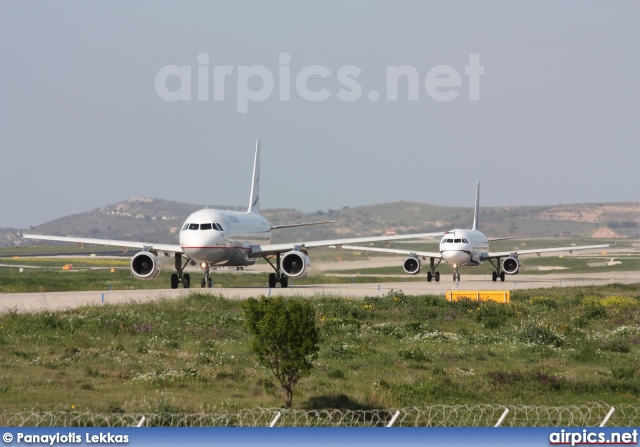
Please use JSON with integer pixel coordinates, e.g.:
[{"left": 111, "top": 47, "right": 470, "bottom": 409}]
[
  {"left": 472, "top": 181, "right": 480, "bottom": 231},
  {"left": 247, "top": 140, "right": 260, "bottom": 214}
]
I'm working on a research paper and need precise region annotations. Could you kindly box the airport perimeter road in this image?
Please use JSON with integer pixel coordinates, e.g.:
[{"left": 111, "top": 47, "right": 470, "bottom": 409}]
[{"left": 0, "top": 271, "right": 637, "bottom": 313}]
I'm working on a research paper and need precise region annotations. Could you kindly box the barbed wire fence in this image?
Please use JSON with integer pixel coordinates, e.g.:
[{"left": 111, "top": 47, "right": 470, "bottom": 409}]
[{"left": 2, "top": 403, "right": 639, "bottom": 427}]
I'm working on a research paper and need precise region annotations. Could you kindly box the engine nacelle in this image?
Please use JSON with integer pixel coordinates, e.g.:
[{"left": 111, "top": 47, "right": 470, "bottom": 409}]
[
  {"left": 502, "top": 256, "right": 521, "bottom": 275},
  {"left": 403, "top": 256, "right": 421, "bottom": 275},
  {"left": 281, "top": 250, "right": 311, "bottom": 279},
  {"left": 131, "top": 251, "right": 161, "bottom": 280}
]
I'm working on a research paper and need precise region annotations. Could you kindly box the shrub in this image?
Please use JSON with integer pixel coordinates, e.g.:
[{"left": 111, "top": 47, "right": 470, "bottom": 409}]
[
  {"left": 584, "top": 304, "right": 607, "bottom": 320},
  {"left": 611, "top": 365, "right": 637, "bottom": 380},
  {"left": 398, "top": 348, "right": 431, "bottom": 362},
  {"left": 327, "top": 369, "right": 345, "bottom": 379},
  {"left": 243, "top": 296, "right": 320, "bottom": 408},
  {"left": 517, "top": 323, "right": 563, "bottom": 347},
  {"left": 529, "top": 296, "right": 557, "bottom": 310}
]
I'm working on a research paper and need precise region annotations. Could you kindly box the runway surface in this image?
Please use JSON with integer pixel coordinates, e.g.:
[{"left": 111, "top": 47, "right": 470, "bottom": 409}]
[{"left": 1, "top": 271, "right": 637, "bottom": 313}]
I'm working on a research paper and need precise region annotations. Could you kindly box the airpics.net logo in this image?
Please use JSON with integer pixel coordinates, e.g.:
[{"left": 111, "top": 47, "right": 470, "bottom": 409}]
[{"left": 155, "top": 52, "right": 484, "bottom": 113}]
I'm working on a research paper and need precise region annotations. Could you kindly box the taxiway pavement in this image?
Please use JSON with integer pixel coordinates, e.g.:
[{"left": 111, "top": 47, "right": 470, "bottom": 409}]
[{"left": 1, "top": 271, "right": 637, "bottom": 313}]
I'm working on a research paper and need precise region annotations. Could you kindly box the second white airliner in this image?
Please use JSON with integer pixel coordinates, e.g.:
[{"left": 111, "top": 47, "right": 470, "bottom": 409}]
[{"left": 341, "top": 183, "right": 611, "bottom": 282}]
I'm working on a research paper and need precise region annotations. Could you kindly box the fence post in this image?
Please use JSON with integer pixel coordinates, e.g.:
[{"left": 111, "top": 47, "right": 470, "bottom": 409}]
[
  {"left": 269, "top": 412, "right": 282, "bottom": 427},
  {"left": 386, "top": 410, "right": 400, "bottom": 427},
  {"left": 599, "top": 407, "right": 615, "bottom": 427},
  {"left": 494, "top": 408, "right": 509, "bottom": 427},
  {"left": 136, "top": 416, "right": 146, "bottom": 427}
]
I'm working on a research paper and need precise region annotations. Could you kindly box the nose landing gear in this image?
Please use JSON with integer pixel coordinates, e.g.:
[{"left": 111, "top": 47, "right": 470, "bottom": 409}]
[{"left": 200, "top": 262, "right": 213, "bottom": 288}]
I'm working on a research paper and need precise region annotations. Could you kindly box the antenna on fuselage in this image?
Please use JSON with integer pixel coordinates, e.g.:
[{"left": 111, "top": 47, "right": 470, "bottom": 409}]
[
  {"left": 247, "top": 140, "right": 260, "bottom": 214},
  {"left": 472, "top": 181, "right": 480, "bottom": 231}
]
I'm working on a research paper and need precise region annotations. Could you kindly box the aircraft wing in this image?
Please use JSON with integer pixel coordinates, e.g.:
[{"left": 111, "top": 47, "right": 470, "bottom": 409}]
[
  {"left": 22, "top": 234, "right": 184, "bottom": 255},
  {"left": 488, "top": 236, "right": 528, "bottom": 242},
  {"left": 339, "top": 245, "right": 442, "bottom": 258},
  {"left": 480, "top": 244, "right": 611, "bottom": 260},
  {"left": 248, "top": 232, "right": 444, "bottom": 258},
  {"left": 271, "top": 220, "right": 335, "bottom": 230}
]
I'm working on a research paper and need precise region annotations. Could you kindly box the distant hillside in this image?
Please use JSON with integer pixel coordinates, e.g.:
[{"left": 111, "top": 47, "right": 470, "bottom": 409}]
[{"left": 2, "top": 198, "right": 638, "bottom": 247}]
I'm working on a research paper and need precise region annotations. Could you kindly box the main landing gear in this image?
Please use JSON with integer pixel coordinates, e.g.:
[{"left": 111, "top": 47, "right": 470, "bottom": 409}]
[
  {"left": 264, "top": 253, "right": 289, "bottom": 288},
  {"left": 426, "top": 258, "right": 442, "bottom": 282},
  {"left": 170, "top": 253, "right": 191, "bottom": 289},
  {"left": 488, "top": 258, "right": 506, "bottom": 282}
]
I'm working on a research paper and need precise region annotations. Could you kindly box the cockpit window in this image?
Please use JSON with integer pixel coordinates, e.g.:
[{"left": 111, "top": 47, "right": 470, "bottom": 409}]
[
  {"left": 182, "top": 223, "right": 189, "bottom": 231},
  {"left": 200, "top": 223, "right": 213, "bottom": 230},
  {"left": 214, "top": 223, "right": 224, "bottom": 231},
  {"left": 454, "top": 239, "right": 462, "bottom": 243},
  {"left": 188, "top": 223, "right": 199, "bottom": 230},
  {"left": 462, "top": 239, "right": 468, "bottom": 243}
]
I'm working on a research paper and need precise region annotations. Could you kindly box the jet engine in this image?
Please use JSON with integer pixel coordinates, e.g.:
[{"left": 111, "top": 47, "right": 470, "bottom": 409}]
[
  {"left": 281, "top": 250, "right": 311, "bottom": 279},
  {"left": 502, "top": 256, "right": 521, "bottom": 275},
  {"left": 131, "top": 251, "right": 161, "bottom": 280},
  {"left": 403, "top": 256, "right": 421, "bottom": 275}
]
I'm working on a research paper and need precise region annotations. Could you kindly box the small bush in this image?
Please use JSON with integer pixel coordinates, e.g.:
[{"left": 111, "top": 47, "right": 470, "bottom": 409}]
[
  {"left": 611, "top": 365, "right": 637, "bottom": 380},
  {"left": 258, "top": 378, "right": 277, "bottom": 395},
  {"left": 584, "top": 304, "right": 607, "bottom": 320},
  {"left": 398, "top": 348, "right": 431, "bottom": 362},
  {"left": 602, "top": 340, "right": 631, "bottom": 353},
  {"left": 529, "top": 296, "right": 557, "bottom": 310},
  {"left": 517, "top": 323, "right": 563, "bottom": 347},
  {"left": 327, "top": 369, "right": 345, "bottom": 379},
  {"left": 474, "top": 303, "right": 514, "bottom": 329}
]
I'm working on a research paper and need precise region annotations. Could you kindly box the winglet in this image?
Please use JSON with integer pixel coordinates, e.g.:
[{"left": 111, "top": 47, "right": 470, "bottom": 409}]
[
  {"left": 247, "top": 140, "right": 260, "bottom": 214},
  {"left": 472, "top": 181, "right": 480, "bottom": 231}
]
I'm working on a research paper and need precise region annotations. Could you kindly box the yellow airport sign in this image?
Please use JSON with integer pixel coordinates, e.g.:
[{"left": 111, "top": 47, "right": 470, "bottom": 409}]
[{"left": 446, "top": 290, "right": 510, "bottom": 303}]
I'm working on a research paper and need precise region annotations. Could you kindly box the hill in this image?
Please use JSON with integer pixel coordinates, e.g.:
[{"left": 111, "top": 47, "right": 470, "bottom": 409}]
[{"left": 2, "top": 198, "right": 638, "bottom": 247}]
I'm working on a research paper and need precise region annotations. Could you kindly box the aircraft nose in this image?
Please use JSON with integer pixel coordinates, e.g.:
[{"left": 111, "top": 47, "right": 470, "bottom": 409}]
[{"left": 442, "top": 250, "right": 470, "bottom": 266}]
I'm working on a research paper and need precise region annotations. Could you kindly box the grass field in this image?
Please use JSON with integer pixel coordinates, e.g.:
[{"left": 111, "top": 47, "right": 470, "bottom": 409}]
[{"left": 0, "top": 284, "right": 638, "bottom": 413}]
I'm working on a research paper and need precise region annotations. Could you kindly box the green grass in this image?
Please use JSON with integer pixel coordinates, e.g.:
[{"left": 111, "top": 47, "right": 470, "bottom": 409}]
[{"left": 0, "top": 284, "right": 638, "bottom": 414}]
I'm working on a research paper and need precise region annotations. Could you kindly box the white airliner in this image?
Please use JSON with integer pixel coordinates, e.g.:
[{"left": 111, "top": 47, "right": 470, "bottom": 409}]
[
  {"left": 23, "top": 141, "right": 443, "bottom": 289},
  {"left": 340, "top": 183, "right": 611, "bottom": 282}
]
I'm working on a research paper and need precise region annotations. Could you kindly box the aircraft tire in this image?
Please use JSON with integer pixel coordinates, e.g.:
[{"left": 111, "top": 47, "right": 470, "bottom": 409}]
[
  {"left": 280, "top": 276, "right": 289, "bottom": 288},
  {"left": 171, "top": 274, "right": 179, "bottom": 289},
  {"left": 183, "top": 274, "right": 191, "bottom": 289},
  {"left": 492, "top": 271, "right": 497, "bottom": 282},
  {"left": 427, "top": 272, "right": 432, "bottom": 282},
  {"left": 435, "top": 272, "right": 440, "bottom": 282},
  {"left": 268, "top": 273, "right": 277, "bottom": 288}
]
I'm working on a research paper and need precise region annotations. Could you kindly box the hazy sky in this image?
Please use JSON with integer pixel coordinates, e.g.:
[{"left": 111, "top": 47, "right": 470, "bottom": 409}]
[{"left": 1, "top": 1, "right": 638, "bottom": 228}]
